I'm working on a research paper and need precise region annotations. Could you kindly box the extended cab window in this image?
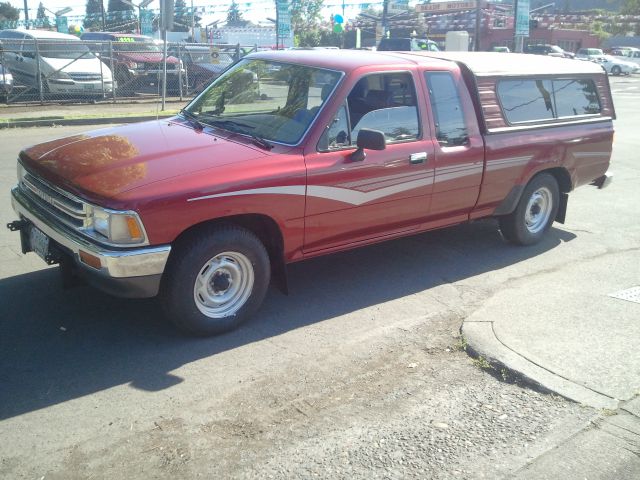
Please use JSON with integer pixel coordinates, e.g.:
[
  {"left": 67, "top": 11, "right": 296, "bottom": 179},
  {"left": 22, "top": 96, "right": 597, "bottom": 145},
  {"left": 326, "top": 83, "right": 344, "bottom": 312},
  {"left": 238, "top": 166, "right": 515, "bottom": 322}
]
[
  {"left": 498, "top": 78, "right": 601, "bottom": 124},
  {"left": 319, "top": 72, "right": 419, "bottom": 151},
  {"left": 425, "top": 72, "right": 469, "bottom": 146}
]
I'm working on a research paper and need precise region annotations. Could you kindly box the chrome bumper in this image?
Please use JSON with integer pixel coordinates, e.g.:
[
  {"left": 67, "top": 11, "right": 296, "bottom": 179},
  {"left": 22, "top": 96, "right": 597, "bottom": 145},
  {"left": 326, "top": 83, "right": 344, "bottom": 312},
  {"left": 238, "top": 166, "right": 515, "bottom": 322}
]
[
  {"left": 11, "top": 186, "right": 171, "bottom": 279},
  {"left": 591, "top": 170, "right": 613, "bottom": 189}
]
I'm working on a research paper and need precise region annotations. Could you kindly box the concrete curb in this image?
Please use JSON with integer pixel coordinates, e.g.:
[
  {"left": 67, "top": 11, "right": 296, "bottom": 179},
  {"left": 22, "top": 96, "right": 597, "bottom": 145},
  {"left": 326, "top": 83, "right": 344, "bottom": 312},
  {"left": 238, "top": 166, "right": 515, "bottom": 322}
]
[
  {"left": 462, "top": 320, "right": 619, "bottom": 410},
  {"left": 0, "top": 114, "right": 175, "bottom": 129}
]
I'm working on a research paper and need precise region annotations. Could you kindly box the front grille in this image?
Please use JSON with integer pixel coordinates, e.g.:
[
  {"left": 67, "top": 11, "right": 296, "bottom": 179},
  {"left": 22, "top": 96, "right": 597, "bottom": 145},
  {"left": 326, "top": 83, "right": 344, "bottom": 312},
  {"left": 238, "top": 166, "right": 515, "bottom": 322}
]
[
  {"left": 67, "top": 73, "right": 103, "bottom": 82},
  {"left": 21, "top": 170, "right": 88, "bottom": 229}
]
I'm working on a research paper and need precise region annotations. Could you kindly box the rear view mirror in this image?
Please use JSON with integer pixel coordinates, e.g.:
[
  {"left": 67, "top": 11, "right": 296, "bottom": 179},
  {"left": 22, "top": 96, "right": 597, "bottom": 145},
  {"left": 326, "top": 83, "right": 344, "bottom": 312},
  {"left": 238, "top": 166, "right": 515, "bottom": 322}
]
[{"left": 350, "top": 128, "right": 386, "bottom": 162}]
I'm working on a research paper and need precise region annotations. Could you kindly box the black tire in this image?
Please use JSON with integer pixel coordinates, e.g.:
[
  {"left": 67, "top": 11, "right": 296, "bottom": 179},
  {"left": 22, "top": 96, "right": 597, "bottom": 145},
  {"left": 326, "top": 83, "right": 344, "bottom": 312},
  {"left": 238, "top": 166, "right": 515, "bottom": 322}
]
[
  {"left": 612, "top": 65, "right": 622, "bottom": 76},
  {"left": 499, "top": 173, "right": 560, "bottom": 246},
  {"left": 161, "top": 225, "right": 271, "bottom": 336}
]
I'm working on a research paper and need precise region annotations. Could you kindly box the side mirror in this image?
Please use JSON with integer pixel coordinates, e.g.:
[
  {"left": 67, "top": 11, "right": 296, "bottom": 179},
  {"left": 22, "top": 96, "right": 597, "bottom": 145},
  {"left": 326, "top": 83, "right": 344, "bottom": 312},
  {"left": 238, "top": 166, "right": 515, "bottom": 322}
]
[{"left": 350, "top": 128, "right": 386, "bottom": 162}]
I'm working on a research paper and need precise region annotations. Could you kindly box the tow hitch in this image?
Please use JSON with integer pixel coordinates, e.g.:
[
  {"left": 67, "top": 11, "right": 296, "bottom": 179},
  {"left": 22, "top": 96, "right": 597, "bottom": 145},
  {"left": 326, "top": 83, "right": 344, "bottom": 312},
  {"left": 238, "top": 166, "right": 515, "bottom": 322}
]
[{"left": 6, "top": 219, "right": 28, "bottom": 231}]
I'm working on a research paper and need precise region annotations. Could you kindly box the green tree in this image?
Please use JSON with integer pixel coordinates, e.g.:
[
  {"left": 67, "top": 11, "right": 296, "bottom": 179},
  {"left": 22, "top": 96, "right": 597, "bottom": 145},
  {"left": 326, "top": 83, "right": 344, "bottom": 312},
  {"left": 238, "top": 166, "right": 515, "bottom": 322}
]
[
  {"left": 36, "top": 2, "right": 51, "bottom": 28},
  {"left": 0, "top": 1, "right": 20, "bottom": 22},
  {"left": 107, "top": 0, "right": 135, "bottom": 31},
  {"left": 173, "top": 0, "right": 189, "bottom": 32},
  {"left": 226, "top": 0, "right": 248, "bottom": 27},
  {"left": 291, "top": 0, "right": 323, "bottom": 46},
  {"left": 84, "top": 0, "right": 104, "bottom": 31},
  {"left": 621, "top": 0, "right": 640, "bottom": 13}
]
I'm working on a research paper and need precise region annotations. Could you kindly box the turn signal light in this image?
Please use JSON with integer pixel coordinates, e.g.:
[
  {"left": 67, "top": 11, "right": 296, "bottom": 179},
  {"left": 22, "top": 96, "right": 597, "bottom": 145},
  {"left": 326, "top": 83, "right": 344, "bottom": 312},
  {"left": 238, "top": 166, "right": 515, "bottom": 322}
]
[{"left": 79, "top": 250, "right": 102, "bottom": 270}]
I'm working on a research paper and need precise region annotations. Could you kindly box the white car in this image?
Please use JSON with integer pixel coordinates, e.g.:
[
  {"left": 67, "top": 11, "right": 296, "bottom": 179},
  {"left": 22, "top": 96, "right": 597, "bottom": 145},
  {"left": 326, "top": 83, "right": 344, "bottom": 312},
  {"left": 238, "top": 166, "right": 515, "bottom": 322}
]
[
  {"left": 0, "top": 29, "right": 113, "bottom": 96},
  {"left": 596, "top": 55, "right": 639, "bottom": 75},
  {"left": 0, "top": 63, "right": 13, "bottom": 98},
  {"left": 576, "top": 48, "right": 605, "bottom": 61},
  {"left": 616, "top": 48, "right": 640, "bottom": 66}
]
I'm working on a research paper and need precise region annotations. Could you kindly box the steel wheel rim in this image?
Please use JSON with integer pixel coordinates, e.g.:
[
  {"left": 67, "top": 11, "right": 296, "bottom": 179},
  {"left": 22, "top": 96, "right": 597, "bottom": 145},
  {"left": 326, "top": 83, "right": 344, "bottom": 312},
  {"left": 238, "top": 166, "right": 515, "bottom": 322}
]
[
  {"left": 193, "top": 251, "right": 254, "bottom": 318},
  {"left": 525, "top": 186, "right": 553, "bottom": 234}
]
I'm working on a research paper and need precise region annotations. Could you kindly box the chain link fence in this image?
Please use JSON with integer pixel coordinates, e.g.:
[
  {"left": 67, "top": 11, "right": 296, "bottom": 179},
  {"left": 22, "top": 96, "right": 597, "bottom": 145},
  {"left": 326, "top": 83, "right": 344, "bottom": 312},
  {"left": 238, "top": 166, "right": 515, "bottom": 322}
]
[{"left": 0, "top": 38, "right": 258, "bottom": 105}]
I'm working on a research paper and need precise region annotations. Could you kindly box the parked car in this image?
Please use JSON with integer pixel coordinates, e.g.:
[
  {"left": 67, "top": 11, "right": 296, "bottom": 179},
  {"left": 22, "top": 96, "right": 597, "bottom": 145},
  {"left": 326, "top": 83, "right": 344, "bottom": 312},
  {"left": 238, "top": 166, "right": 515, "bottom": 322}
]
[
  {"left": 0, "top": 29, "right": 113, "bottom": 97},
  {"left": 524, "top": 44, "right": 574, "bottom": 58},
  {"left": 616, "top": 47, "right": 640, "bottom": 66},
  {"left": 8, "top": 51, "right": 614, "bottom": 336},
  {"left": 167, "top": 45, "right": 232, "bottom": 93},
  {"left": 0, "top": 63, "right": 13, "bottom": 99},
  {"left": 609, "top": 46, "right": 634, "bottom": 56},
  {"left": 81, "top": 32, "right": 184, "bottom": 94},
  {"left": 595, "top": 54, "right": 639, "bottom": 75},
  {"left": 377, "top": 37, "right": 439, "bottom": 51},
  {"left": 490, "top": 46, "right": 510, "bottom": 53},
  {"left": 576, "top": 48, "right": 606, "bottom": 61}
]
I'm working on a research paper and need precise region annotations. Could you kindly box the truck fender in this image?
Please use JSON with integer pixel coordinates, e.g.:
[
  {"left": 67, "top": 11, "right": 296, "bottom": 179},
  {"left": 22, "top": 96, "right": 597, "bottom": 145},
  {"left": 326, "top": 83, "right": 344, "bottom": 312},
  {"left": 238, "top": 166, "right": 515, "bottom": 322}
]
[{"left": 493, "top": 183, "right": 568, "bottom": 224}]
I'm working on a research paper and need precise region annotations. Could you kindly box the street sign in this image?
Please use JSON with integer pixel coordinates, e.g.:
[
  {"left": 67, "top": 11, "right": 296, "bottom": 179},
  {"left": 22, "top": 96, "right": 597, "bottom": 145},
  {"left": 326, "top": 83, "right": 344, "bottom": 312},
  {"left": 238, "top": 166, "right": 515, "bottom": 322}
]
[
  {"left": 55, "top": 16, "right": 68, "bottom": 34},
  {"left": 515, "top": 0, "right": 530, "bottom": 37},
  {"left": 276, "top": 0, "right": 291, "bottom": 36},
  {"left": 140, "top": 9, "right": 154, "bottom": 36}
]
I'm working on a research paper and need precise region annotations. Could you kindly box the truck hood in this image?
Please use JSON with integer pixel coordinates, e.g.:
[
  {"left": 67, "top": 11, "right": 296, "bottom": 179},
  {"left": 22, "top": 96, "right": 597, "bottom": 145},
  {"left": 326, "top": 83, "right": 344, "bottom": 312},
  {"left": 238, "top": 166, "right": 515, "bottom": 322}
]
[
  {"left": 116, "top": 52, "right": 180, "bottom": 64},
  {"left": 19, "top": 119, "right": 267, "bottom": 203}
]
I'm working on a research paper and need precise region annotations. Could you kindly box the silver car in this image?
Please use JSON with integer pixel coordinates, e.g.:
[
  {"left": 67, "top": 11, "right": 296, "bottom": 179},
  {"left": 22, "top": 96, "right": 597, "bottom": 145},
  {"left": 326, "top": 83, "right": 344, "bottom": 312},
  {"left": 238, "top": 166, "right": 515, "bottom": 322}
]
[{"left": 0, "top": 63, "right": 13, "bottom": 99}]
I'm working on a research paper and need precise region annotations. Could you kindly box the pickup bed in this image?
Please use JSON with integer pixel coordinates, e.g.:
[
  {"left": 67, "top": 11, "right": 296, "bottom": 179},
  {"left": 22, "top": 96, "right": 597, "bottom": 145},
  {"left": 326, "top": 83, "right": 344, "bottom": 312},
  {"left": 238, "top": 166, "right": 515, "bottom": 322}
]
[{"left": 9, "top": 50, "right": 614, "bottom": 335}]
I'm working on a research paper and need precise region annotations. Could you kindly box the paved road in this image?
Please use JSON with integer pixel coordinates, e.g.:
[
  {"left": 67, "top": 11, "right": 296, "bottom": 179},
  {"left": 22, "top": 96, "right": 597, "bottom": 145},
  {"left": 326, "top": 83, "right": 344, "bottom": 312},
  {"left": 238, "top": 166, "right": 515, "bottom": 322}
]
[{"left": 0, "top": 75, "right": 638, "bottom": 479}]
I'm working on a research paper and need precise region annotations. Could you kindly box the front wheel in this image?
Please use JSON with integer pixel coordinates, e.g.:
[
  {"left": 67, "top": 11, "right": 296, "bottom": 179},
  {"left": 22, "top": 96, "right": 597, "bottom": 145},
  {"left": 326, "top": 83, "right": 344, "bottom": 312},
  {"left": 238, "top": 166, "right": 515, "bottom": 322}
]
[
  {"left": 611, "top": 65, "right": 622, "bottom": 75},
  {"left": 161, "top": 225, "right": 271, "bottom": 336},
  {"left": 499, "top": 173, "right": 560, "bottom": 246}
]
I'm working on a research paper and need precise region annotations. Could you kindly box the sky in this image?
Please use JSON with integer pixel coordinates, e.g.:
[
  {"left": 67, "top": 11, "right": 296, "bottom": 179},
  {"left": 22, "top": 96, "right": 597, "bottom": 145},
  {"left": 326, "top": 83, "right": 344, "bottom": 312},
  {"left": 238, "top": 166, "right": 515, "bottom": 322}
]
[{"left": 7, "top": 0, "right": 401, "bottom": 26}]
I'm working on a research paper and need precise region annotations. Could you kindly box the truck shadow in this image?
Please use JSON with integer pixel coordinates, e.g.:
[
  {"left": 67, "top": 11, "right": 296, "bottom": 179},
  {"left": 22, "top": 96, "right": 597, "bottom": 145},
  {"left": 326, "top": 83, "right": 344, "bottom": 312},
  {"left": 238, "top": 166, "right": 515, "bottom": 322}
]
[{"left": 0, "top": 220, "right": 576, "bottom": 419}]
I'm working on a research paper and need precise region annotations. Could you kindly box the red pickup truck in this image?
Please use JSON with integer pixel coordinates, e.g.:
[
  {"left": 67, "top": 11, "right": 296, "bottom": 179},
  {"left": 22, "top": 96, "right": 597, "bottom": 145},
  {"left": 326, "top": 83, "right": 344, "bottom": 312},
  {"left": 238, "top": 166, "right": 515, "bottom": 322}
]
[{"left": 8, "top": 51, "right": 614, "bottom": 336}]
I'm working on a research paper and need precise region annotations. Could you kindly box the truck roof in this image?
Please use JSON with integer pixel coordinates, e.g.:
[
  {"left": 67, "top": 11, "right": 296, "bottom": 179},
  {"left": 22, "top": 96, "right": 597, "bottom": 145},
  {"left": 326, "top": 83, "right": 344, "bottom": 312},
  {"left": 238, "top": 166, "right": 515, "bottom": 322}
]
[{"left": 250, "top": 50, "right": 605, "bottom": 77}]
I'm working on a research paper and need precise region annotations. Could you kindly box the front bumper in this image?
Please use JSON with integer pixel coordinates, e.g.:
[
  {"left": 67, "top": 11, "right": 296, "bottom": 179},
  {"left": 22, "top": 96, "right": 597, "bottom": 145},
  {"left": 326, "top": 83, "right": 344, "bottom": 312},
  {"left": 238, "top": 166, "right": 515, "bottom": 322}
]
[{"left": 10, "top": 186, "right": 170, "bottom": 297}]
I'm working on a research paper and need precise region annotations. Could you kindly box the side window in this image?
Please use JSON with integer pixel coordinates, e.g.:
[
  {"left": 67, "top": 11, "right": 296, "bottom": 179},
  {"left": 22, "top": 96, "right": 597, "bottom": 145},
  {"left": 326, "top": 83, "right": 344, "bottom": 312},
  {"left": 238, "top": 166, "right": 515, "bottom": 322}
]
[
  {"left": 498, "top": 79, "right": 555, "bottom": 123},
  {"left": 318, "top": 103, "right": 350, "bottom": 151},
  {"left": 553, "top": 79, "right": 601, "bottom": 117},
  {"left": 498, "top": 78, "right": 601, "bottom": 124},
  {"left": 348, "top": 72, "right": 419, "bottom": 143},
  {"left": 425, "top": 72, "right": 469, "bottom": 146}
]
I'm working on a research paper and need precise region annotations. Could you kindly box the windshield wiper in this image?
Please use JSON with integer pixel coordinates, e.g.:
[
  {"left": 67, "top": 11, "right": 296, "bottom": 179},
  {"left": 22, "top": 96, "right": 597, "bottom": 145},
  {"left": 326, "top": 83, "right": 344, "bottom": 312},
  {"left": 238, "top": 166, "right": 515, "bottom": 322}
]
[
  {"left": 179, "top": 109, "right": 204, "bottom": 131},
  {"left": 204, "top": 119, "right": 273, "bottom": 150},
  {"left": 237, "top": 132, "right": 273, "bottom": 150}
]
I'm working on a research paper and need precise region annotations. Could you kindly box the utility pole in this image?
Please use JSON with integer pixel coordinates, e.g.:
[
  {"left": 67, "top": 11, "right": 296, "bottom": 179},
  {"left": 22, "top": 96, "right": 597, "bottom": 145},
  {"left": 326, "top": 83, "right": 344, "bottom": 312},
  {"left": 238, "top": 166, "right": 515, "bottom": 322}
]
[
  {"left": 475, "top": 0, "right": 481, "bottom": 51},
  {"left": 381, "top": 0, "right": 389, "bottom": 38},
  {"left": 100, "top": 0, "right": 106, "bottom": 30},
  {"left": 23, "top": 0, "right": 29, "bottom": 29}
]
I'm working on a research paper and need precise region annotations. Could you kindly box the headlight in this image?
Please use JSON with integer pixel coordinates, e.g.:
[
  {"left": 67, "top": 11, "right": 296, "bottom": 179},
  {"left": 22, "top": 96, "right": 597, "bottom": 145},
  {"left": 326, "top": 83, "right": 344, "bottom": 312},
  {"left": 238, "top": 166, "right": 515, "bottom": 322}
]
[{"left": 88, "top": 206, "right": 147, "bottom": 245}]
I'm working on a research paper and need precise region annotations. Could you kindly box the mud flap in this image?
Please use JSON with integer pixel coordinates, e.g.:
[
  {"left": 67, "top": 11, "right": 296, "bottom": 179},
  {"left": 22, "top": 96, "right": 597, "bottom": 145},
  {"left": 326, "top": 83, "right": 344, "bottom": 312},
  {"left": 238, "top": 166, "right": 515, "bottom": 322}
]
[{"left": 556, "top": 193, "right": 568, "bottom": 224}]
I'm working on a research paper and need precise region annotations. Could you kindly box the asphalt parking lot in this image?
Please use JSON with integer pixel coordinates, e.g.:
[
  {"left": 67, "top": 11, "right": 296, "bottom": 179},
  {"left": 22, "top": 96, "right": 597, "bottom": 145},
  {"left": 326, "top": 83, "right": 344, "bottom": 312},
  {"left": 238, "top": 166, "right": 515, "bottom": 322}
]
[{"left": 0, "top": 75, "right": 638, "bottom": 479}]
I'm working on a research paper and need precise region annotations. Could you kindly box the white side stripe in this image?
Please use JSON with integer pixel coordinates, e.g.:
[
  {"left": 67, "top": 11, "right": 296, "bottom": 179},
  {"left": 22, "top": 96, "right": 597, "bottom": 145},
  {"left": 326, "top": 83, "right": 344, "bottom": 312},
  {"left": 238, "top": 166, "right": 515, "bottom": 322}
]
[
  {"left": 308, "top": 178, "right": 431, "bottom": 205},
  {"left": 187, "top": 186, "right": 306, "bottom": 202}
]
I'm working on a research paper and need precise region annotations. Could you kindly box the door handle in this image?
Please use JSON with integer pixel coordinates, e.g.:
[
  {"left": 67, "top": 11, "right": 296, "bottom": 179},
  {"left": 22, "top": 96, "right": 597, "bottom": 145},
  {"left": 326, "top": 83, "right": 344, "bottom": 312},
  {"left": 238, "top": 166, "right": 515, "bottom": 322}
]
[{"left": 409, "top": 152, "right": 427, "bottom": 164}]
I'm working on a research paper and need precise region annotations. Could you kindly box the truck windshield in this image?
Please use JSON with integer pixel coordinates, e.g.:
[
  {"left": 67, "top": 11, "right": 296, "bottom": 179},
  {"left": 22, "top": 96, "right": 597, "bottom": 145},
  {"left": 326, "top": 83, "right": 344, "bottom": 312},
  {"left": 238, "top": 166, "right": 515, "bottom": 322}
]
[{"left": 184, "top": 59, "right": 342, "bottom": 145}]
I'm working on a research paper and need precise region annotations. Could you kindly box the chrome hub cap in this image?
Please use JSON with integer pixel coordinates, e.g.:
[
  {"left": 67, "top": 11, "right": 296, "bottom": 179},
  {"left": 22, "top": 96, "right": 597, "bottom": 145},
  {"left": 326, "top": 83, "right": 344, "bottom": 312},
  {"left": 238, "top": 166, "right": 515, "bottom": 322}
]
[
  {"left": 193, "top": 251, "right": 254, "bottom": 318},
  {"left": 525, "top": 187, "right": 553, "bottom": 234}
]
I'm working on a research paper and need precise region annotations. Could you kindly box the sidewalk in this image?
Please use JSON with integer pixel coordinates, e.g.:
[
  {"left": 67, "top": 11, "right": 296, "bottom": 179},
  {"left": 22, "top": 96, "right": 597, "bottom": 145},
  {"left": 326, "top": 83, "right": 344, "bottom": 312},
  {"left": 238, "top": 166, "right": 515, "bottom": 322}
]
[
  {"left": 462, "top": 249, "right": 640, "bottom": 478},
  {"left": 0, "top": 98, "right": 184, "bottom": 128}
]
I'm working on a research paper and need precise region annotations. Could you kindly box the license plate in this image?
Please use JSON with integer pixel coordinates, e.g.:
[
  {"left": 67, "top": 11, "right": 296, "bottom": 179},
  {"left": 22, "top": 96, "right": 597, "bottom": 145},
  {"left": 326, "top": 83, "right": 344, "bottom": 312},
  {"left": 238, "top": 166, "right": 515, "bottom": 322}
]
[
  {"left": 83, "top": 84, "right": 94, "bottom": 90},
  {"left": 29, "top": 225, "right": 49, "bottom": 261}
]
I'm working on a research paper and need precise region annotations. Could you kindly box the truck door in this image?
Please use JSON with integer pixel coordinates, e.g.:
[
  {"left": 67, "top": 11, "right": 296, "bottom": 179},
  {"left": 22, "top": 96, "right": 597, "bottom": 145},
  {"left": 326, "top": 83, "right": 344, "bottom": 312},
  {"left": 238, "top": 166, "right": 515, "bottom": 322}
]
[
  {"left": 303, "top": 71, "right": 435, "bottom": 253},
  {"left": 422, "top": 71, "right": 485, "bottom": 226}
]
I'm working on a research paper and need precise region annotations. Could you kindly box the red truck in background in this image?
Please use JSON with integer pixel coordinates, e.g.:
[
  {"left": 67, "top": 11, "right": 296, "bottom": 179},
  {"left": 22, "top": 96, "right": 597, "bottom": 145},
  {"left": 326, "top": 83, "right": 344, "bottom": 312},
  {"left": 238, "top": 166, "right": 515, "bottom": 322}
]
[{"left": 8, "top": 50, "right": 614, "bottom": 336}]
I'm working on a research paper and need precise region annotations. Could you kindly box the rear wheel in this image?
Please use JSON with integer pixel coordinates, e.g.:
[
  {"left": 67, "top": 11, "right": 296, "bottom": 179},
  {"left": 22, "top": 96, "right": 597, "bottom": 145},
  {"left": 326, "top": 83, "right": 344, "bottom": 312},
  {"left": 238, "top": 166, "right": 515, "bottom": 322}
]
[
  {"left": 499, "top": 173, "right": 560, "bottom": 246},
  {"left": 161, "top": 225, "right": 270, "bottom": 336}
]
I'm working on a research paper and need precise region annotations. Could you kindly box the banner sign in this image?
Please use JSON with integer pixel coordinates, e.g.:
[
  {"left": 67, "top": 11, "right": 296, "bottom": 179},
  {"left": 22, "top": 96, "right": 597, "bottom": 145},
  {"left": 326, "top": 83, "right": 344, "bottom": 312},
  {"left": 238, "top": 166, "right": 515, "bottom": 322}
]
[
  {"left": 276, "top": 0, "right": 291, "bottom": 36},
  {"left": 515, "top": 0, "right": 530, "bottom": 36},
  {"left": 416, "top": 1, "right": 478, "bottom": 13}
]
